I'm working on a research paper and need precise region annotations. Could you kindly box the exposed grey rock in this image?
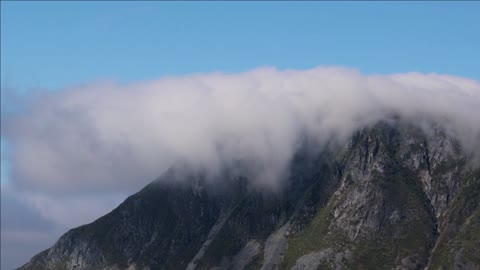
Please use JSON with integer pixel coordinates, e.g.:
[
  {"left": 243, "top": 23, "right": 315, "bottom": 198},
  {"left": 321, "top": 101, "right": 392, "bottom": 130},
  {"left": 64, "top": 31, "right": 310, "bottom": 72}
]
[{"left": 231, "top": 240, "right": 261, "bottom": 270}]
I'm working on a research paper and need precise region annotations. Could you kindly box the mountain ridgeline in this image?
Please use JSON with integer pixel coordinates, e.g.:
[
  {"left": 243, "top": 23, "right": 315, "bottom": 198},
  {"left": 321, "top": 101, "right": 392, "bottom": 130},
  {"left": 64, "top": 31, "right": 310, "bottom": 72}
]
[{"left": 19, "top": 121, "right": 480, "bottom": 270}]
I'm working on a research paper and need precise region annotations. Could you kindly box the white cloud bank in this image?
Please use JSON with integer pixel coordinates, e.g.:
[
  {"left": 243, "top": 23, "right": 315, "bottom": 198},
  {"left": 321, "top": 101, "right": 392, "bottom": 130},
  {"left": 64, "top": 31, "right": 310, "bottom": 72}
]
[{"left": 3, "top": 67, "right": 480, "bottom": 194}]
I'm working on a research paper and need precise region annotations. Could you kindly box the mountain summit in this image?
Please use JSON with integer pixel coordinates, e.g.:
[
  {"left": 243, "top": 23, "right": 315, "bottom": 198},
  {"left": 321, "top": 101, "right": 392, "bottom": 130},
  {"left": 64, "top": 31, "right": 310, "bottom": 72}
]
[{"left": 19, "top": 121, "right": 480, "bottom": 270}]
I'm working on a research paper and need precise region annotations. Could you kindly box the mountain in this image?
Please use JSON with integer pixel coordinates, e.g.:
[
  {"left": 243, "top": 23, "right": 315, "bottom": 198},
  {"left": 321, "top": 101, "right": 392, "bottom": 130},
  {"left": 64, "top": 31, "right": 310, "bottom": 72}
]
[{"left": 18, "top": 120, "right": 480, "bottom": 270}]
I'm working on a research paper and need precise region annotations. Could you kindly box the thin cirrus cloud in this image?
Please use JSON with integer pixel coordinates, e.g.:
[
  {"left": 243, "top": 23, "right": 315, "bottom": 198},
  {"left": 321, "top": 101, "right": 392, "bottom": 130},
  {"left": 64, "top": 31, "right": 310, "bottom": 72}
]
[{"left": 2, "top": 66, "right": 480, "bottom": 195}]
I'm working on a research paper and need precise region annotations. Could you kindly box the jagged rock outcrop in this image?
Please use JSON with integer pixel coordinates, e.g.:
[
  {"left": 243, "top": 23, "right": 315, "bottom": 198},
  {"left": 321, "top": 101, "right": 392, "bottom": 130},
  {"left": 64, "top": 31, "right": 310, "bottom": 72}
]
[{"left": 18, "top": 121, "right": 480, "bottom": 270}]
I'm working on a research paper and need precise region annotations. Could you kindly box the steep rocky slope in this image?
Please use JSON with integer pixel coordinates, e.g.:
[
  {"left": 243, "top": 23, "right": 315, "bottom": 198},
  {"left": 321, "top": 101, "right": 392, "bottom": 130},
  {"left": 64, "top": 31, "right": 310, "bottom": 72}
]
[{"left": 19, "top": 121, "right": 480, "bottom": 270}]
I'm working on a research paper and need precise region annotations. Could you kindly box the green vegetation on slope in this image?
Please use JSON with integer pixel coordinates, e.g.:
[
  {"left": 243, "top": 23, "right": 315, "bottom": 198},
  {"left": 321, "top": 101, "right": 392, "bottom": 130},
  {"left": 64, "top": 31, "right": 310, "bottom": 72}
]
[{"left": 428, "top": 170, "right": 480, "bottom": 270}]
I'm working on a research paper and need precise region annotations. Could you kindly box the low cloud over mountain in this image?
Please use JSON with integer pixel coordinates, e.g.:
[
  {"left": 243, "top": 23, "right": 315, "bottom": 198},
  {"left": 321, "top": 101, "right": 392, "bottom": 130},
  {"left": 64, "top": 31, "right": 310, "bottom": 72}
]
[{"left": 3, "top": 67, "right": 480, "bottom": 194}]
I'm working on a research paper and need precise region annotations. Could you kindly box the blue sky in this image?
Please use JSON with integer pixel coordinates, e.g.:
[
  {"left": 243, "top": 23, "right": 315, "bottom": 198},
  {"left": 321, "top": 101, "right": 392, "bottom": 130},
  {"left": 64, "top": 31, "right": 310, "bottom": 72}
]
[
  {"left": 1, "top": 1, "right": 479, "bottom": 93},
  {"left": 1, "top": 2, "right": 480, "bottom": 269}
]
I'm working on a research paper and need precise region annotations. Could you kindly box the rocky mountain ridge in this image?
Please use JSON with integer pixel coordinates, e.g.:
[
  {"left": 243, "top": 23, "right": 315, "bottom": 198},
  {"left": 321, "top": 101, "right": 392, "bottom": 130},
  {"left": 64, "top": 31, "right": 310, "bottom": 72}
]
[{"left": 19, "top": 120, "right": 480, "bottom": 270}]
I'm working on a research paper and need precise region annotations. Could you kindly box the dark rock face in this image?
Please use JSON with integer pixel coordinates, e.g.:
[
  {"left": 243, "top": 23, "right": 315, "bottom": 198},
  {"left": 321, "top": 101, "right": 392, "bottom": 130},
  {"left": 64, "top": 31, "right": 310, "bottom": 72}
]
[{"left": 19, "top": 121, "right": 480, "bottom": 270}]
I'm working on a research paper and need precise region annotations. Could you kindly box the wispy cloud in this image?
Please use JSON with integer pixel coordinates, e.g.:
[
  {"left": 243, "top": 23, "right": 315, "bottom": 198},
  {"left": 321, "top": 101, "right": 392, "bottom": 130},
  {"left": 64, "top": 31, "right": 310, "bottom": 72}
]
[{"left": 2, "top": 67, "right": 480, "bottom": 195}]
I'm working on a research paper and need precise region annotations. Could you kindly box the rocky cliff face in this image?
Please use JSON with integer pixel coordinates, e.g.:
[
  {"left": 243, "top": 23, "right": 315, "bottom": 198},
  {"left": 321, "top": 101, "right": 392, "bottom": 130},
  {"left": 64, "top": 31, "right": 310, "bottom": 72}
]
[{"left": 19, "top": 121, "right": 480, "bottom": 270}]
